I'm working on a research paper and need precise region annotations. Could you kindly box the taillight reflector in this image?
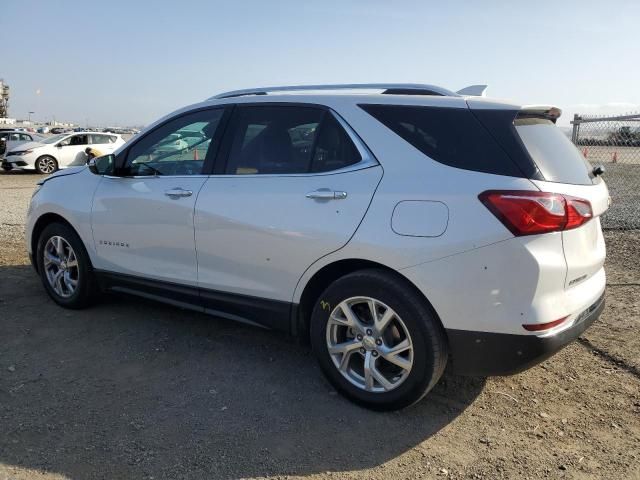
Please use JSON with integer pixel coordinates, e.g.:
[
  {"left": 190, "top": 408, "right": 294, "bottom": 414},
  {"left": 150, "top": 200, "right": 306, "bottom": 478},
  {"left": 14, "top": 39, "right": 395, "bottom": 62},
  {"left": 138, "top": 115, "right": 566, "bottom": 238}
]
[
  {"left": 523, "top": 316, "right": 569, "bottom": 332},
  {"left": 479, "top": 190, "right": 593, "bottom": 236}
]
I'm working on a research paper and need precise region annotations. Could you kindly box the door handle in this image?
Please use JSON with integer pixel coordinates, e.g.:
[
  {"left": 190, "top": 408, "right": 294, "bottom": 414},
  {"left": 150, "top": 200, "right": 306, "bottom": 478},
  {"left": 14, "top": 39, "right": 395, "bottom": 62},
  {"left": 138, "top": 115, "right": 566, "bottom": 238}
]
[
  {"left": 306, "top": 189, "right": 348, "bottom": 200},
  {"left": 164, "top": 188, "right": 193, "bottom": 199}
]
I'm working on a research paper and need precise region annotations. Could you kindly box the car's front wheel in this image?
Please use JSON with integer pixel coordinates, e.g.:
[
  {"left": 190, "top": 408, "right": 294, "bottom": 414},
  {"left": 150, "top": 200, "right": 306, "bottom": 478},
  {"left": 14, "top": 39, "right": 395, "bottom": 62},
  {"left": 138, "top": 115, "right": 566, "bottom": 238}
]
[
  {"left": 310, "top": 269, "right": 448, "bottom": 411},
  {"left": 36, "top": 222, "right": 97, "bottom": 309},
  {"left": 35, "top": 155, "right": 58, "bottom": 174}
]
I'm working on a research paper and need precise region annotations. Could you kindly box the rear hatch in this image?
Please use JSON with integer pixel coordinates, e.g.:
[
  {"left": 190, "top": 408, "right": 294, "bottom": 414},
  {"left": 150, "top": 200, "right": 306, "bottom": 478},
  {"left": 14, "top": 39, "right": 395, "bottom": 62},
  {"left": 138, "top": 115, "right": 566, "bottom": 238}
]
[
  {"left": 513, "top": 109, "right": 608, "bottom": 288},
  {"left": 470, "top": 102, "right": 609, "bottom": 289}
]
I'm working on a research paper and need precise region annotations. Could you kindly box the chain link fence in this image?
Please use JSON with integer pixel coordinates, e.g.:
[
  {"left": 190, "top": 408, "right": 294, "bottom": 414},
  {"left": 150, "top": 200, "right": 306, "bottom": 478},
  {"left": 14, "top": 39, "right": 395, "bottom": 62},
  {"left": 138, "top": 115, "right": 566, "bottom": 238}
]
[{"left": 571, "top": 112, "right": 640, "bottom": 229}]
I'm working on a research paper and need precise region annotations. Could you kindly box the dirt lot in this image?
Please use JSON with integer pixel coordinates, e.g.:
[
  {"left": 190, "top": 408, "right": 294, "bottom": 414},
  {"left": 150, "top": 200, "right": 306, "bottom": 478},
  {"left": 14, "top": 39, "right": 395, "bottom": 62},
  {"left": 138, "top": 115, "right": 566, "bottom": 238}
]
[{"left": 0, "top": 171, "right": 639, "bottom": 480}]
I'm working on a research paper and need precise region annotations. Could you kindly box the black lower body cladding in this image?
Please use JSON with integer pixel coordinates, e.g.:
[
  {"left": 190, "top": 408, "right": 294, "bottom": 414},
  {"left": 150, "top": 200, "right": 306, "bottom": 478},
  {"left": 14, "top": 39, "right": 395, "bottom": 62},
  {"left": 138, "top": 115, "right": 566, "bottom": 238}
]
[{"left": 446, "top": 293, "right": 605, "bottom": 376}]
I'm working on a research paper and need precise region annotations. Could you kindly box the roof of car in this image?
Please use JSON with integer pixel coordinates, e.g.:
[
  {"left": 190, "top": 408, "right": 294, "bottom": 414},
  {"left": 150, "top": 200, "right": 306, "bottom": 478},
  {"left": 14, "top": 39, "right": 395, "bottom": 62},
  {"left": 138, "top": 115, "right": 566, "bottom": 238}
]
[
  {"left": 210, "top": 83, "right": 466, "bottom": 99},
  {"left": 133, "top": 84, "right": 551, "bottom": 142},
  {"left": 199, "top": 83, "right": 527, "bottom": 112}
]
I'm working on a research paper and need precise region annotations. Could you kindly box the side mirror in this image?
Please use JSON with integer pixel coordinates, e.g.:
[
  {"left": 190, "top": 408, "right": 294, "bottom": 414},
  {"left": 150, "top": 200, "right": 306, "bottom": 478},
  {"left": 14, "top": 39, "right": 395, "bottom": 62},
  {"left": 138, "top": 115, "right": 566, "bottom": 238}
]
[{"left": 87, "top": 154, "right": 116, "bottom": 176}]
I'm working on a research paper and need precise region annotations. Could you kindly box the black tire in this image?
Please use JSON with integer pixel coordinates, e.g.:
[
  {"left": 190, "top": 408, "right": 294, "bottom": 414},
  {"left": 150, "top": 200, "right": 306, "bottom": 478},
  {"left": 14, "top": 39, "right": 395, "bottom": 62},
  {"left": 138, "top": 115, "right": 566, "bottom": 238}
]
[
  {"left": 36, "top": 222, "right": 97, "bottom": 309},
  {"left": 310, "top": 269, "right": 448, "bottom": 411},
  {"left": 35, "top": 155, "right": 58, "bottom": 174},
  {"left": 1, "top": 166, "right": 11, "bottom": 172}
]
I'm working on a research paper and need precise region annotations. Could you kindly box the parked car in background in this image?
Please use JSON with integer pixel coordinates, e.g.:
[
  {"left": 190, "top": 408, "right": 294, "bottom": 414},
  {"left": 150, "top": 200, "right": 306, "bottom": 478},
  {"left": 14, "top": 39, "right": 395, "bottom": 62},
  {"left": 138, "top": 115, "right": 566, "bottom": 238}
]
[
  {"left": 37, "top": 126, "right": 50, "bottom": 134},
  {"left": 0, "top": 130, "right": 44, "bottom": 159},
  {"left": 50, "top": 127, "right": 69, "bottom": 134},
  {"left": 24, "top": 84, "right": 608, "bottom": 410},
  {"left": 2, "top": 131, "right": 125, "bottom": 173}
]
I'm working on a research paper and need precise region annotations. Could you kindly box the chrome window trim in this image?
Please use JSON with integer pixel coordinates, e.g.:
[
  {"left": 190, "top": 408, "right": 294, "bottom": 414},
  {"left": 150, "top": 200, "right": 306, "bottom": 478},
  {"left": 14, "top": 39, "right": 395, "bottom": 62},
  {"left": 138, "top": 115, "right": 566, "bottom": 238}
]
[
  {"left": 103, "top": 174, "right": 211, "bottom": 180},
  {"left": 201, "top": 164, "right": 380, "bottom": 179}
]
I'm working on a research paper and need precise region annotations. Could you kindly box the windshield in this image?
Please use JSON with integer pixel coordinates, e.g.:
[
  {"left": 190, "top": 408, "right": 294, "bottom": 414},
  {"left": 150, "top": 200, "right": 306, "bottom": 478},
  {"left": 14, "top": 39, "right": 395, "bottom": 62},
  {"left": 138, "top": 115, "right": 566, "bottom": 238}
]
[{"left": 40, "top": 134, "right": 69, "bottom": 145}]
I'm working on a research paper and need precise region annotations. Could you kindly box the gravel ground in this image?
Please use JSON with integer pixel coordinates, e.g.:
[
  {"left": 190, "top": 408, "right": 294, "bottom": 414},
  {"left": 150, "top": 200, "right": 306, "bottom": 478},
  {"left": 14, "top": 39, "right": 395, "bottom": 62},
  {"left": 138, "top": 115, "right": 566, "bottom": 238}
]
[
  {"left": 595, "top": 163, "right": 640, "bottom": 230},
  {"left": 0, "top": 171, "right": 639, "bottom": 480}
]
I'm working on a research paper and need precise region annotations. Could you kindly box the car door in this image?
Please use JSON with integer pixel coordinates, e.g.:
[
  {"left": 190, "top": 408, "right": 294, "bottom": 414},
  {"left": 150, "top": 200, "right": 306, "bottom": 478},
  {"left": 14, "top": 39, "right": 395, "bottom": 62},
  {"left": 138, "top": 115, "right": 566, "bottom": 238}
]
[
  {"left": 91, "top": 107, "right": 229, "bottom": 290},
  {"left": 56, "top": 134, "right": 88, "bottom": 167},
  {"left": 194, "top": 104, "right": 383, "bottom": 327}
]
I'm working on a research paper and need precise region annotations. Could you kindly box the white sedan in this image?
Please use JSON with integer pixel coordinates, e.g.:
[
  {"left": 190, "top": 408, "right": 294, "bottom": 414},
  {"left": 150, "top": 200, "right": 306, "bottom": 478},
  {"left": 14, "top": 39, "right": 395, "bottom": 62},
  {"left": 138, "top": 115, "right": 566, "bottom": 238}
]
[
  {"left": 2, "top": 132, "right": 125, "bottom": 173},
  {"left": 0, "top": 131, "right": 44, "bottom": 161}
]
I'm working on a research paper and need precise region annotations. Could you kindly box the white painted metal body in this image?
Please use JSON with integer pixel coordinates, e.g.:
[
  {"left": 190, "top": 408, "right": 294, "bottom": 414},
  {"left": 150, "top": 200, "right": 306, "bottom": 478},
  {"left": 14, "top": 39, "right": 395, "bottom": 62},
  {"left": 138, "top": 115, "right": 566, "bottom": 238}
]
[{"left": 26, "top": 90, "right": 607, "bottom": 340}]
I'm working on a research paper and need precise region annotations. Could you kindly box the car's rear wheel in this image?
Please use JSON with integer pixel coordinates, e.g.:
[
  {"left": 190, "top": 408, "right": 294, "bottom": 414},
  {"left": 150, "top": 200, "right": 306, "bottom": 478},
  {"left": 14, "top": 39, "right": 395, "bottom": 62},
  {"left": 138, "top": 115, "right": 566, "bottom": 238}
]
[
  {"left": 36, "top": 222, "right": 96, "bottom": 309},
  {"left": 35, "top": 155, "right": 58, "bottom": 174},
  {"left": 310, "top": 269, "right": 448, "bottom": 411}
]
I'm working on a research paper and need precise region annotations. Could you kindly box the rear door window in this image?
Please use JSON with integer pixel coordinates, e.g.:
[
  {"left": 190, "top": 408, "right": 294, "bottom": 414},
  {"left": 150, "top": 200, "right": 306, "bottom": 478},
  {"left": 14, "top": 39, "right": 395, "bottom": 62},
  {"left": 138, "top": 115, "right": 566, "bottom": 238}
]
[
  {"left": 90, "top": 134, "right": 117, "bottom": 145},
  {"left": 225, "top": 106, "right": 323, "bottom": 175},
  {"left": 311, "top": 114, "right": 361, "bottom": 173},
  {"left": 224, "top": 105, "right": 363, "bottom": 175},
  {"left": 514, "top": 117, "right": 593, "bottom": 185},
  {"left": 360, "top": 104, "right": 523, "bottom": 177}
]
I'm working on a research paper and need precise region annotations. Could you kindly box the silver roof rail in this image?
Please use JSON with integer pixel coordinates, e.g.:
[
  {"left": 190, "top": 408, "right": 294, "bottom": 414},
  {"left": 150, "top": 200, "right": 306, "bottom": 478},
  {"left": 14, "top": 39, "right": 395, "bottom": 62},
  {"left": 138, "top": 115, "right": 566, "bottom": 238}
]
[{"left": 210, "top": 83, "right": 460, "bottom": 100}]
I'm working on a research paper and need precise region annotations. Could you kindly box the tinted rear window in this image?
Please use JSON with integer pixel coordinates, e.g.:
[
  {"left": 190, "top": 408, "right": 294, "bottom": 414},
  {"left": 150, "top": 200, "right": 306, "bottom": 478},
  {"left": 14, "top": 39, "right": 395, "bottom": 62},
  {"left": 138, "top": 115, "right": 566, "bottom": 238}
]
[
  {"left": 514, "top": 117, "right": 593, "bottom": 185},
  {"left": 360, "top": 104, "right": 523, "bottom": 177}
]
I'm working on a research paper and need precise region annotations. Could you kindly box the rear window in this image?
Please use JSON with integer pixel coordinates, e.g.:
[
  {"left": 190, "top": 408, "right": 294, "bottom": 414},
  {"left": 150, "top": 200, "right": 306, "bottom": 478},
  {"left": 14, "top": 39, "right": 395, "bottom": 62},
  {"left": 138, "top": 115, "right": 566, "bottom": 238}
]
[
  {"left": 91, "top": 134, "right": 117, "bottom": 144},
  {"left": 360, "top": 104, "right": 523, "bottom": 177},
  {"left": 514, "top": 117, "right": 593, "bottom": 185}
]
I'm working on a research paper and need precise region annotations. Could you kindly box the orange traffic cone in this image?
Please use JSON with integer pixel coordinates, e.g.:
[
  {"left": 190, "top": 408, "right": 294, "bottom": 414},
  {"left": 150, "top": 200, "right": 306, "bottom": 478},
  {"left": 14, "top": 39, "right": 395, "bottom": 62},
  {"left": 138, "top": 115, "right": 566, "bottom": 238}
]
[
  {"left": 582, "top": 147, "right": 588, "bottom": 158},
  {"left": 612, "top": 151, "right": 618, "bottom": 163},
  {"left": 193, "top": 148, "right": 199, "bottom": 161}
]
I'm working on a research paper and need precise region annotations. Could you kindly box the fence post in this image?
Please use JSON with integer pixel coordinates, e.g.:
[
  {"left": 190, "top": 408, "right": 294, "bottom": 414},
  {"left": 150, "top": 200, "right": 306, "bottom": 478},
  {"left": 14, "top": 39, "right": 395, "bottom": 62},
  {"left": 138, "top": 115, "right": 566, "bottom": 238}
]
[{"left": 571, "top": 114, "right": 581, "bottom": 143}]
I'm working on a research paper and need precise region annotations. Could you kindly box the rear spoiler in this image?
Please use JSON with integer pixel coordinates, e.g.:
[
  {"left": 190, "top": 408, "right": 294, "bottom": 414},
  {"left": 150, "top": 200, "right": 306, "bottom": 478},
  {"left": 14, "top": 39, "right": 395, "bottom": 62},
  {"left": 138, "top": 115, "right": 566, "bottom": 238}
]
[
  {"left": 456, "top": 85, "right": 488, "bottom": 97},
  {"left": 518, "top": 105, "right": 562, "bottom": 123}
]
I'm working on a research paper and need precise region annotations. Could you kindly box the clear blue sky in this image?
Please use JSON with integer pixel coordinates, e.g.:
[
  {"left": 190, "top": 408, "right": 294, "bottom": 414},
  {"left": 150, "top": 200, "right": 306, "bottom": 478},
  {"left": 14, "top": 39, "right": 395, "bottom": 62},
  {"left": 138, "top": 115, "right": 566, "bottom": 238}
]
[{"left": 2, "top": 0, "right": 639, "bottom": 127}]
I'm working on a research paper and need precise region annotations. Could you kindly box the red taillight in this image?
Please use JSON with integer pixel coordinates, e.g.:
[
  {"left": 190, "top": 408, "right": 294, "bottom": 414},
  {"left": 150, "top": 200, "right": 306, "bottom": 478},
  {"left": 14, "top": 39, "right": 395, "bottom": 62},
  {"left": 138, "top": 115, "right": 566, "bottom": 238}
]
[
  {"left": 565, "top": 196, "right": 593, "bottom": 229},
  {"left": 479, "top": 190, "right": 593, "bottom": 236},
  {"left": 523, "top": 316, "right": 569, "bottom": 332}
]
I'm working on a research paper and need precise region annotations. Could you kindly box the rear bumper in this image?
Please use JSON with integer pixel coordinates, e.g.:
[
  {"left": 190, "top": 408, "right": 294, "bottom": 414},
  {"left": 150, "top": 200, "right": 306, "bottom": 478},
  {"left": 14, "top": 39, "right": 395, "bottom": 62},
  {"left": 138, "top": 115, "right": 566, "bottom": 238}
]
[{"left": 446, "top": 292, "right": 605, "bottom": 376}]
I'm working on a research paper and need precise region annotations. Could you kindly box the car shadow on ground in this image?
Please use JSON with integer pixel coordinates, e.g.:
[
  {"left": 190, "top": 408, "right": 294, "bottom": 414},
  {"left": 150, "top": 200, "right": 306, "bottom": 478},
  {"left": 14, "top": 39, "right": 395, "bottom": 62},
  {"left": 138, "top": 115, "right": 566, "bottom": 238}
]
[
  {"left": 0, "top": 169, "right": 41, "bottom": 176},
  {"left": 0, "top": 265, "right": 485, "bottom": 479}
]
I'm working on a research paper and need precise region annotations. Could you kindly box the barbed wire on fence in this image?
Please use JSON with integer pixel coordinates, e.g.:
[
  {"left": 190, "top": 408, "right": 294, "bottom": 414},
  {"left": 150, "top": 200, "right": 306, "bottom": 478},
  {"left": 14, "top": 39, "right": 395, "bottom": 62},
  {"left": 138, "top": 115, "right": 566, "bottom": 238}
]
[{"left": 570, "top": 112, "right": 640, "bottom": 230}]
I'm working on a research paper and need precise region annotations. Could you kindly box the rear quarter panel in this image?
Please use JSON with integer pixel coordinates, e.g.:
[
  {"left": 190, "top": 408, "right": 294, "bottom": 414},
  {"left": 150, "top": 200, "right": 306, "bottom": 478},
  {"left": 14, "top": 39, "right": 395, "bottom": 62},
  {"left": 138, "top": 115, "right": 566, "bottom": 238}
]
[{"left": 293, "top": 99, "right": 539, "bottom": 303}]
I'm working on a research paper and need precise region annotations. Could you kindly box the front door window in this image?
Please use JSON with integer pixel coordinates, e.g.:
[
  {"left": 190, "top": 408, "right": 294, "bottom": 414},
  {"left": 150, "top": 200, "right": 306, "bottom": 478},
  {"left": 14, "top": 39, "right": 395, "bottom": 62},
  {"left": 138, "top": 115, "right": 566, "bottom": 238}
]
[{"left": 124, "top": 109, "right": 224, "bottom": 176}]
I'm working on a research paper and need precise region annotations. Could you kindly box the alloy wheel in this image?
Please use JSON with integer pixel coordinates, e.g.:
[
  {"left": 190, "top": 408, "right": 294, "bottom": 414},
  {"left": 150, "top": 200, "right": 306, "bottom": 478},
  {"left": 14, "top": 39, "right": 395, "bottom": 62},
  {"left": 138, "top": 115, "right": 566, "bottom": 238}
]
[
  {"left": 43, "top": 236, "right": 79, "bottom": 298},
  {"left": 326, "top": 296, "right": 414, "bottom": 393},
  {"left": 38, "top": 157, "right": 57, "bottom": 174}
]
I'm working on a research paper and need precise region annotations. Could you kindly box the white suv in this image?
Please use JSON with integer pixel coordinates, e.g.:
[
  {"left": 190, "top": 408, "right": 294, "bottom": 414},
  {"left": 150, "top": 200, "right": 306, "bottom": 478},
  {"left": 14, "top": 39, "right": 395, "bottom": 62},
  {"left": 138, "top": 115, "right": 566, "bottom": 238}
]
[
  {"left": 25, "top": 84, "right": 608, "bottom": 410},
  {"left": 3, "top": 131, "right": 125, "bottom": 173}
]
